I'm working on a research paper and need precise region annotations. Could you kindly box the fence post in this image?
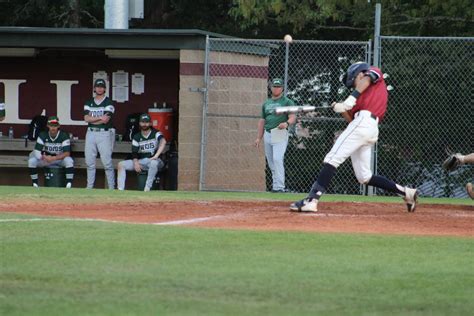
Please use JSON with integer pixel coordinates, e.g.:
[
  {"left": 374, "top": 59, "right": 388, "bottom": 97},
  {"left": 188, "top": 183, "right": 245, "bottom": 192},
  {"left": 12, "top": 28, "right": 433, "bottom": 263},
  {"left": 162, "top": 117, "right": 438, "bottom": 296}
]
[
  {"left": 199, "top": 35, "right": 210, "bottom": 191},
  {"left": 284, "top": 41, "right": 290, "bottom": 96},
  {"left": 373, "top": 3, "right": 382, "bottom": 67},
  {"left": 366, "top": 2, "right": 382, "bottom": 196},
  {"left": 367, "top": 40, "right": 372, "bottom": 65}
]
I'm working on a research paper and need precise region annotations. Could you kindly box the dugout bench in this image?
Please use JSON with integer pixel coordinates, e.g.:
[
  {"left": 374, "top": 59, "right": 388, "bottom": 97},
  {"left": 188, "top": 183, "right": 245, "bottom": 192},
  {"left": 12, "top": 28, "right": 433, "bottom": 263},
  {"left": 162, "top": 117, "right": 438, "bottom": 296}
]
[{"left": 0, "top": 137, "right": 174, "bottom": 190}]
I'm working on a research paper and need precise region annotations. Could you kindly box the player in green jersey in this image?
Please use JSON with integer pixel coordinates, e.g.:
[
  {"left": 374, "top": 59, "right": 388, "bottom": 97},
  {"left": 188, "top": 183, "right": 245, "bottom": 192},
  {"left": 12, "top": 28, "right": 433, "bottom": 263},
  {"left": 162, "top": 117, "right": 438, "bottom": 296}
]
[
  {"left": 117, "top": 113, "right": 167, "bottom": 191},
  {"left": 28, "top": 116, "right": 74, "bottom": 188},
  {"left": 254, "top": 78, "right": 296, "bottom": 193},
  {"left": 0, "top": 99, "right": 5, "bottom": 121},
  {"left": 84, "top": 79, "right": 115, "bottom": 189}
]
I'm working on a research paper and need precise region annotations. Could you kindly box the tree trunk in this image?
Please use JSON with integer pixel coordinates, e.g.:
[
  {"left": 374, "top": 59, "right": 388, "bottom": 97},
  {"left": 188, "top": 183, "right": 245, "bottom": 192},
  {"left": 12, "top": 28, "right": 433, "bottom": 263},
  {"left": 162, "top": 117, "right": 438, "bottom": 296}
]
[{"left": 69, "top": 0, "right": 81, "bottom": 27}]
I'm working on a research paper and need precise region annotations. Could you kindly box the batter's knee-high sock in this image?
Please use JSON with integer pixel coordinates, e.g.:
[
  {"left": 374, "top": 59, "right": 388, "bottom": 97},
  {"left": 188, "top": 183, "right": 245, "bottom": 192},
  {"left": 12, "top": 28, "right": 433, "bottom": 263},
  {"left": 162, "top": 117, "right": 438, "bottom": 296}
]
[
  {"left": 368, "top": 175, "right": 405, "bottom": 196},
  {"left": 29, "top": 168, "right": 38, "bottom": 185},
  {"left": 65, "top": 167, "right": 74, "bottom": 185},
  {"left": 308, "top": 163, "right": 337, "bottom": 200}
]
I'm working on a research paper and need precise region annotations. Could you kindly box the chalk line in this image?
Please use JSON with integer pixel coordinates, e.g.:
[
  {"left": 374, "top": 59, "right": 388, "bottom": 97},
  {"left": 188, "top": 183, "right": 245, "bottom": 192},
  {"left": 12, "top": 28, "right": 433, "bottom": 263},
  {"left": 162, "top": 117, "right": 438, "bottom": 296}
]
[{"left": 0, "top": 215, "right": 227, "bottom": 226}]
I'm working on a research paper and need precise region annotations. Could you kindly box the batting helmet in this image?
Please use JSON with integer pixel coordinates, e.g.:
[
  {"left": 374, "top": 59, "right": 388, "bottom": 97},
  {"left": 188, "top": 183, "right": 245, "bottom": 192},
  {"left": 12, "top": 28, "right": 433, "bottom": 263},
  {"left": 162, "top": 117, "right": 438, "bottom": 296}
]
[{"left": 343, "top": 62, "right": 370, "bottom": 88}]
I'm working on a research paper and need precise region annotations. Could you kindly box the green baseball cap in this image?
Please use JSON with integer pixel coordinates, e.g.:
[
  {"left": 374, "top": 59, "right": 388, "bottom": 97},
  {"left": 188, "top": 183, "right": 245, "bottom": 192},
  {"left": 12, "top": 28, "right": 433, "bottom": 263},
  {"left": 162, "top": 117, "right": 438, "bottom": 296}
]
[
  {"left": 271, "top": 78, "right": 284, "bottom": 87},
  {"left": 47, "top": 116, "right": 60, "bottom": 126},
  {"left": 140, "top": 113, "right": 151, "bottom": 122},
  {"left": 94, "top": 79, "right": 106, "bottom": 87}
]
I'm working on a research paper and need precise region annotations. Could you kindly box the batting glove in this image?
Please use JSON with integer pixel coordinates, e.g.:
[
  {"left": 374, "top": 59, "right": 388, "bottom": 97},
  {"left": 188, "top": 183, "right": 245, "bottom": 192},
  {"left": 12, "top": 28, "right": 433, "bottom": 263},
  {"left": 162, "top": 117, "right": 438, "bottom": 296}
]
[
  {"left": 332, "top": 102, "right": 346, "bottom": 113},
  {"left": 332, "top": 95, "right": 357, "bottom": 113}
]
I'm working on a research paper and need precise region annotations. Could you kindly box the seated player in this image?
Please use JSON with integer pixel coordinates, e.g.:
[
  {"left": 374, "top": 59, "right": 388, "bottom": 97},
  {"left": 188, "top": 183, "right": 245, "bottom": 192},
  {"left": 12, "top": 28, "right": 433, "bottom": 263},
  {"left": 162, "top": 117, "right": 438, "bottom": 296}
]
[
  {"left": 28, "top": 116, "right": 74, "bottom": 188},
  {"left": 117, "top": 113, "right": 166, "bottom": 191},
  {"left": 0, "top": 99, "right": 5, "bottom": 121}
]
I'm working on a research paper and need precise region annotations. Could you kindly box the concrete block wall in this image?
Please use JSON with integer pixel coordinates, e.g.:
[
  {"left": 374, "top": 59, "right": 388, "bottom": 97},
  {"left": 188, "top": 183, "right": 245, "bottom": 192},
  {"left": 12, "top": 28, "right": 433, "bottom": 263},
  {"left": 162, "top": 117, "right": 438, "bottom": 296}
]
[
  {"left": 178, "top": 50, "right": 205, "bottom": 190},
  {"left": 179, "top": 49, "right": 269, "bottom": 191},
  {"left": 204, "top": 52, "right": 268, "bottom": 191}
]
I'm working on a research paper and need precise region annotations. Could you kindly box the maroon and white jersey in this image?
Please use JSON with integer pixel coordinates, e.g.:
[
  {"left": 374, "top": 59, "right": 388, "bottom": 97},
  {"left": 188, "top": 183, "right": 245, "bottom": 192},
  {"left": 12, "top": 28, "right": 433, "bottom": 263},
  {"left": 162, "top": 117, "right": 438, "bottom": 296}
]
[{"left": 350, "top": 66, "right": 388, "bottom": 121}]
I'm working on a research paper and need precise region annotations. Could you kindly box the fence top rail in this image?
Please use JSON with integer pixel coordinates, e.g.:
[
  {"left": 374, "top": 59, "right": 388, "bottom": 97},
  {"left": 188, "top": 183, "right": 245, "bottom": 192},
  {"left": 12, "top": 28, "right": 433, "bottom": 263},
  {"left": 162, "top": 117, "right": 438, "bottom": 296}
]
[
  {"left": 209, "top": 38, "right": 370, "bottom": 45},
  {"left": 380, "top": 36, "right": 474, "bottom": 41}
]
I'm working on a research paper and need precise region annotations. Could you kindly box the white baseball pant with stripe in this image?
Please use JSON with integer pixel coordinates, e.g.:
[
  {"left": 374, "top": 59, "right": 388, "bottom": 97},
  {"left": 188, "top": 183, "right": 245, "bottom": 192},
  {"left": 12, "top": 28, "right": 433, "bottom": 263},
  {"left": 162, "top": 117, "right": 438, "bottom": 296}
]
[{"left": 323, "top": 110, "right": 379, "bottom": 184}]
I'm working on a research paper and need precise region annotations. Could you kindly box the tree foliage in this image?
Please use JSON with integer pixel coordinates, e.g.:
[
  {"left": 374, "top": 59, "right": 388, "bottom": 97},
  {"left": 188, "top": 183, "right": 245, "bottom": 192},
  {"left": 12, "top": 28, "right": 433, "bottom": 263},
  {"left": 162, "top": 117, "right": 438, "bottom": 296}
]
[
  {"left": 131, "top": 0, "right": 242, "bottom": 36},
  {"left": 0, "top": 0, "right": 472, "bottom": 39},
  {"left": 0, "top": 0, "right": 103, "bottom": 28},
  {"left": 230, "top": 0, "right": 474, "bottom": 39}
]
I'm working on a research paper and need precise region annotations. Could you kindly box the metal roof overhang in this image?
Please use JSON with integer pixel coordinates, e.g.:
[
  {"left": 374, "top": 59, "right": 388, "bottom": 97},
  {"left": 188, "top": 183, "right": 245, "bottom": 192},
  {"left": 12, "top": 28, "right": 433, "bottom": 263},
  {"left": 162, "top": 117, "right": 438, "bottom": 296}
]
[{"left": 0, "top": 27, "right": 230, "bottom": 50}]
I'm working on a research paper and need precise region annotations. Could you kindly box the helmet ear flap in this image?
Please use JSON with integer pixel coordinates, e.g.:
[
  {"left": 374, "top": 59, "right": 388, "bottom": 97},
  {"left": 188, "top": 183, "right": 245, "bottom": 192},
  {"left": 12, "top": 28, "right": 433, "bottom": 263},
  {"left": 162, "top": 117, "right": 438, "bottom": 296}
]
[
  {"left": 342, "top": 73, "right": 348, "bottom": 87},
  {"left": 344, "top": 72, "right": 356, "bottom": 88}
]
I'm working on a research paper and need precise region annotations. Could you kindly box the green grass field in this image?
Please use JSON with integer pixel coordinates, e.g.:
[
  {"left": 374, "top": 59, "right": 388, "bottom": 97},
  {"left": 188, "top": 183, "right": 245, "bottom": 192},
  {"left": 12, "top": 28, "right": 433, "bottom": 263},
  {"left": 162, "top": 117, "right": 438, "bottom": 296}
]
[
  {"left": 1, "top": 185, "right": 472, "bottom": 205},
  {"left": 0, "top": 186, "right": 473, "bottom": 315}
]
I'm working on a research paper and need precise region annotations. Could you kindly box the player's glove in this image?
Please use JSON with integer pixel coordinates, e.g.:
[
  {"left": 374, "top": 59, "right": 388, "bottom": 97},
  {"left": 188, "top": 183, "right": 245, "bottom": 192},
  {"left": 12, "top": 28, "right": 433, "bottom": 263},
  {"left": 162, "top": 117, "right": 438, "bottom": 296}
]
[{"left": 442, "top": 153, "right": 462, "bottom": 172}]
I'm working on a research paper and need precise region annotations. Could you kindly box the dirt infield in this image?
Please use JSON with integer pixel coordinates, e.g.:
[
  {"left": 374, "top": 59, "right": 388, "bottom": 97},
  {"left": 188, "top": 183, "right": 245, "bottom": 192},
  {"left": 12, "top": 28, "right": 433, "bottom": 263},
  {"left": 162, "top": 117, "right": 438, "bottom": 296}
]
[{"left": 1, "top": 199, "right": 473, "bottom": 237}]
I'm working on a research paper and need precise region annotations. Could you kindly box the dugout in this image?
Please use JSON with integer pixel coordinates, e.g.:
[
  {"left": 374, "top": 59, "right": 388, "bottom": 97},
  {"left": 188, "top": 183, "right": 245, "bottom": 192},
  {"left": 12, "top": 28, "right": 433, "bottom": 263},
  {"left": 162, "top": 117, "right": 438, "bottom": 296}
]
[{"left": 0, "top": 27, "right": 269, "bottom": 190}]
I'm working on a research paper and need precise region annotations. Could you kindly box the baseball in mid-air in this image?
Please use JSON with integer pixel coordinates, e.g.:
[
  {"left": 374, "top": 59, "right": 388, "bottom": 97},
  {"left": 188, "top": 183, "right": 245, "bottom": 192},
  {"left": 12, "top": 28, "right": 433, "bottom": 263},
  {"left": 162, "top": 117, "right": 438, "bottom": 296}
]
[{"left": 284, "top": 34, "right": 293, "bottom": 43}]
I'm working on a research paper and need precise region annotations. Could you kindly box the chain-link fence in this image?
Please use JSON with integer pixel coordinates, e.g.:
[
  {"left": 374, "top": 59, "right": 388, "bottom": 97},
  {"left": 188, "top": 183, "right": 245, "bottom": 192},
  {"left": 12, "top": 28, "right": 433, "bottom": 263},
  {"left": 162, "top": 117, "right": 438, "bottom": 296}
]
[
  {"left": 376, "top": 36, "right": 474, "bottom": 198},
  {"left": 201, "top": 37, "right": 473, "bottom": 197},
  {"left": 201, "top": 38, "right": 371, "bottom": 193}
]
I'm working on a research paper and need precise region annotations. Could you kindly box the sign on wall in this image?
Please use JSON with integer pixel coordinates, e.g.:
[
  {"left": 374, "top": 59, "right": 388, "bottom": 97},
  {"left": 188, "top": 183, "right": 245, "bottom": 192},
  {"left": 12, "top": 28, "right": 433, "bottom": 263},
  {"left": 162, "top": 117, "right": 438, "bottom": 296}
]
[
  {"left": 112, "top": 70, "right": 129, "bottom": 103},
  {"left": 132, "top": 73, "right": 145, "bottom": 95}
]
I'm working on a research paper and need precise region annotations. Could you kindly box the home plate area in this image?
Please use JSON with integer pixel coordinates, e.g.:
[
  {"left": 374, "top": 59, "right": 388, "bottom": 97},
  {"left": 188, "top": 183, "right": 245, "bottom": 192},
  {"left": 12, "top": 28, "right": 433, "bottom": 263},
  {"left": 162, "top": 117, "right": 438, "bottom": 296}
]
[{"left": 0, "top": 200, "right": 472, "bottom": 237}]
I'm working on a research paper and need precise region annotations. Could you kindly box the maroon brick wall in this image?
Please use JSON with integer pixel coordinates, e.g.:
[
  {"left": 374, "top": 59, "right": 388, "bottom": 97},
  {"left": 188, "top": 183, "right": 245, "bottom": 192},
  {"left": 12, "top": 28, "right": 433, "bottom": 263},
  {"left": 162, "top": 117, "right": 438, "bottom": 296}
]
[{"left": 0, "top": 56, "right": 179, "bottom": 140}]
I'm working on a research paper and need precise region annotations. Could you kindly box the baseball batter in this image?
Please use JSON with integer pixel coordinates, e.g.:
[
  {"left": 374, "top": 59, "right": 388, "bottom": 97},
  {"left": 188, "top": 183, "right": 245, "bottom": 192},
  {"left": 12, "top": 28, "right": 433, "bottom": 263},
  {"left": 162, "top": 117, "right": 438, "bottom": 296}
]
[
  {"left": 84, "top": 79, "right": 115, "bottom": 189},
  {"left": 28, "top": 116, "right": 74, "bottom": 188},
  {"left": 117, "top": 113, "right": 166, "bottom": 191},
  {"left": 255, "top": 78, "right": 296, "bottom": 192},
  {"left": 0, "top": 100, "right": 5, "bottom": 121},
  {"left": 290, "top": 62, "right": 418, "bottom": 212}
]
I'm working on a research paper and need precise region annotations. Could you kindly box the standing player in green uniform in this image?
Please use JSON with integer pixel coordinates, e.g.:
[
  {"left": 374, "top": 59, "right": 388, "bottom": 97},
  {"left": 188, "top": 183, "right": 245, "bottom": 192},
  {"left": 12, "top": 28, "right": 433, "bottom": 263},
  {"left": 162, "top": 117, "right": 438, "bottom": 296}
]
[
  {"left": 117, "top": 113, "right": 167, "bottom": 191},
  {"left": 0, "top": 99, "right": 5, "bottom": 121},
  {"left": 255, "top": 78, "right": 296, "bottom": 192},
  {"left": 28, "top": 116, "right": 74, "bottom": 188},
  {"left": 84, "top": 79, "right": 115, "bottom": 189}
]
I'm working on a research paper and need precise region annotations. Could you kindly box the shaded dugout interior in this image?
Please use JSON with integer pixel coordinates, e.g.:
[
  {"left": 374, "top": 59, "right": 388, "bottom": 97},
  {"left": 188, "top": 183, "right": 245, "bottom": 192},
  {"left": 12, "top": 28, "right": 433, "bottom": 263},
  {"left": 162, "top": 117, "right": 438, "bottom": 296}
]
[{"left": 0, "top": 27, "right": 228, "bottom": 188}]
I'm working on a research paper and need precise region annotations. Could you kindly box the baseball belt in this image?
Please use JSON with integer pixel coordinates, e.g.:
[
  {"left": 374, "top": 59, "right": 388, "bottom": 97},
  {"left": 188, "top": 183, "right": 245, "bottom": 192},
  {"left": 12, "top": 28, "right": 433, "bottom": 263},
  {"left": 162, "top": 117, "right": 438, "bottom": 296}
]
[{"left": 88, "top": 127, "right": 110, "bottom": 132}]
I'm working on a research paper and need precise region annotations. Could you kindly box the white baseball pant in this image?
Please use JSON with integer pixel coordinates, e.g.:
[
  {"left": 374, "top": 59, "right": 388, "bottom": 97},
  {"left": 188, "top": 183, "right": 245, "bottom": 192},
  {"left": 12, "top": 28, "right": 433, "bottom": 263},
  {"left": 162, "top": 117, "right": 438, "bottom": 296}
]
[
  {"left": 323, "top": 110, "right": 379, "bottom": 184},
  {"left": 28, "top": 152, "right": 74, "bottom": 181},
  {"left": 264, "top": 129, "right": 289, "bottom": 191},
  {"left": 85, "top": 130, "right": 115, "bottom": 189},
  {"left": 117, "top": 158, "right": 165, "bottom": 190}
]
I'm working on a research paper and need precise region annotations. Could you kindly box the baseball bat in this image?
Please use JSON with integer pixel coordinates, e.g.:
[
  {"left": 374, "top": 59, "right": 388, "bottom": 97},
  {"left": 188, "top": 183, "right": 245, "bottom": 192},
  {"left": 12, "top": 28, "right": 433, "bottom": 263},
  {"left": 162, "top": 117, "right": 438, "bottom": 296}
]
[{"left": 274, "top": 105, "right": 331, "bottom": 114}]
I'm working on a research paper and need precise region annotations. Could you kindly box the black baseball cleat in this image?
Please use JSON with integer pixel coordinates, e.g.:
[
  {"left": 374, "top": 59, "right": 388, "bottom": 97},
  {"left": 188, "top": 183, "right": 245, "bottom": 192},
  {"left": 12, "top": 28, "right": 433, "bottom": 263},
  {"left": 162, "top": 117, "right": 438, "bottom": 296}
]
[
  {"left": 272, "top": 188, "right": 290, "bottom": 193},
  {"left": 403, "top": 187, "right": 418, "bottom": 212},
  {"left": 289, "top": 198, "right": 318, "bottom": 212}
]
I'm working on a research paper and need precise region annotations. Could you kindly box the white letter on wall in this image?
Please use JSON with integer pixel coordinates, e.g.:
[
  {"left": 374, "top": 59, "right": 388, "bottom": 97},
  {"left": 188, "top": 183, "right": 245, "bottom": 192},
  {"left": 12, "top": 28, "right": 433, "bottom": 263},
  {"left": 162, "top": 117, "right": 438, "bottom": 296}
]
[
  {"left": 50, "top": 80, "right": 86, "bottom": 126},
  {"left": 0, "top": 79, "right": 30, "bottom": 124}
]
